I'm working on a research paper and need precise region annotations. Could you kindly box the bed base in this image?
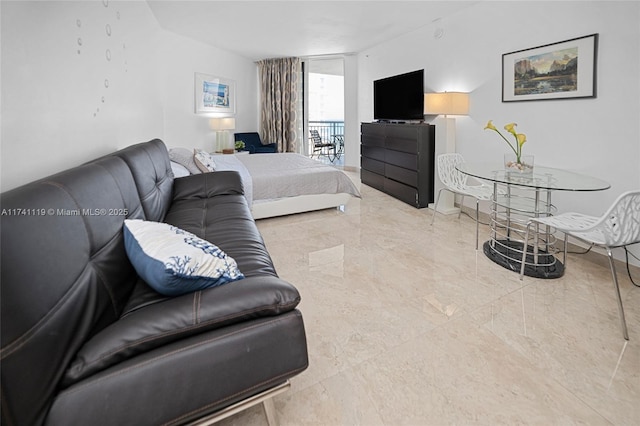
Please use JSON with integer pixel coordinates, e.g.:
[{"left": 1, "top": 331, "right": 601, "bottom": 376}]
[{"left": 252, "top": 193, "right": 352, "bottom": 219}]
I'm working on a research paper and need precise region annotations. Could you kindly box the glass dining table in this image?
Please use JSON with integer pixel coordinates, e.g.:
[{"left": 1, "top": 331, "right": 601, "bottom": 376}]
[{"left": 456, "top": 163, "right": 610, "bottom": 278}]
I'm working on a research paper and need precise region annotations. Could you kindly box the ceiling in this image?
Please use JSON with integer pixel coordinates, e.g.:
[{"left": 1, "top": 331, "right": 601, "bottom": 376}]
[{"left": 146, "top": 1, "right": 479, "bottom": 61}]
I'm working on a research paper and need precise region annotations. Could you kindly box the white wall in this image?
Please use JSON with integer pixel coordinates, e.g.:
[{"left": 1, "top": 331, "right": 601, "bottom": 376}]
[
  {"left": 156, "top": 30, "right": 258, "bottom": 151},
  {"left": 343, "top": 54, "right": 360, "bottom": 169},
  {"left": 358, "top": 0, "right": 639, "bottom": 262},
  {"left": 1, "top": 0, "right": 258, "bottom": 192},
  {"left": 359, "top": 0, "right": 639, "bottom": 212},
  {"left": 1, "top": 0, "right": 163, "bottom": 191}
]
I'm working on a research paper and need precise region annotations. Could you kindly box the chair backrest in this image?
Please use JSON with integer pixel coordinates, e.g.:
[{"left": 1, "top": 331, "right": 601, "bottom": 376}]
[
  {"left": 309, "top": 129, "right": 322, "bottom": 145},
  {"left": 596, "top": 190, "right": 640, "bottom": 247},
  {"left": 437, "top": 153, "right": 468, "bottom": 191},
  {"left": 1, "top": 147, "right": 151, "bottom": 425},
  {"left": 234, "top": 132, "right": 262, "bottom": 148}
]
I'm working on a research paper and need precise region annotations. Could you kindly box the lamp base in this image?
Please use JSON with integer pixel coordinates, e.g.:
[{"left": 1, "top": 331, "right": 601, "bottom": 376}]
[{"left": 428, "top": 203, "right": 460, "bottom": 215}]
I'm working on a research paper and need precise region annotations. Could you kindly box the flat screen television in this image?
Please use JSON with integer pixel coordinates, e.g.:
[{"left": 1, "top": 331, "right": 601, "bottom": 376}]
[{"left": 373, "top": 69, "right": 424, "bottom": 121}]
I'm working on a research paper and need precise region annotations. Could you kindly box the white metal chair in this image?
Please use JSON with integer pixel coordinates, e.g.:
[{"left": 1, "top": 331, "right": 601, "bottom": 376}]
[
  {"left": 431, "top": 153, "right": 494, "bottom": 249},
  {"left": 519, "top": 190, "right": 640, "bottom": 340}
]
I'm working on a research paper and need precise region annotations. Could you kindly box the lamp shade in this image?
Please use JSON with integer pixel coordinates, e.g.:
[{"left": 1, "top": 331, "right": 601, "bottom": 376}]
[
  {"left": 423, "top": 92, "right": 469, "bottom": 115},
  {"left": 209, "top": 117, "right": 236, "bottom": 130}
]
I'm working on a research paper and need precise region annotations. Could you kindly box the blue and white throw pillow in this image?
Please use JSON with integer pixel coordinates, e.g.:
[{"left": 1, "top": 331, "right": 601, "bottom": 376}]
[{"left": 123, "top": 219, "right": 244, "bottom": 296}]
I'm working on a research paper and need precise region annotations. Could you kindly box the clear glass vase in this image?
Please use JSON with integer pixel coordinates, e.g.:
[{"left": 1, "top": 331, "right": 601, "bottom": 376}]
[{"left": 504, "top": 153, "right": 534, "bottom": 175}]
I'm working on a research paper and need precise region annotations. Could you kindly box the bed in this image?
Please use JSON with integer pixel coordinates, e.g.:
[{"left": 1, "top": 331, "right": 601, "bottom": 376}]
[{"left": 169, "top": 149, "right": 361, "bottom": 219}]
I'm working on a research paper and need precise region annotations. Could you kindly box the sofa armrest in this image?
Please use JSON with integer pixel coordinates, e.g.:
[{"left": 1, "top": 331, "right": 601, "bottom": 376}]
[
  {"left": 247, "top": 143, "right": 278, "bottom": 154},
  {"left": 172, "top": 171, "right": 244, "bottom": 201},
  {"left": 256, "top": 143, "right": 278, "bottom": 153}
]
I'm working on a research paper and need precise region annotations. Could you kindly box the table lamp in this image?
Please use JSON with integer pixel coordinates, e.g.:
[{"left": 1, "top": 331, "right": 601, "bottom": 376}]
[{"left": 209, "top": 117, "right": 236, "bottom": 153}]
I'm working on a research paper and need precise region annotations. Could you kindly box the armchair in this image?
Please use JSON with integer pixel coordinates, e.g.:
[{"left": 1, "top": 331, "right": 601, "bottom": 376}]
[{"left": 234, "top": 132, "right": 278, "bottom": 154}]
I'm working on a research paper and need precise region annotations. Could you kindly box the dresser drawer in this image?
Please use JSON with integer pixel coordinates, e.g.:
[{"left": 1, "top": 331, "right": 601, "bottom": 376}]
[
  {"left": 385, "top": 150, "right": 417, "bottom": 170},
  {"left": 361, "top": 123, "right": 386, "bottom": 138},
  {"left": 361, "top": 145, "right": 385, "bottom": 162},
  {"left": 385, "top": 164, "right": 418, "bottom": 187},
  {"left": 361, "top": 134, "right": 385, "bottom": 148},
  {"left": 386, "top": 136, "right": 418, "bottom": 154},
  {"left": 384, "top": 178, "right": 419, "bottom": 207},
  {"left": 386, "top": 125, "right": 420, "bottom": 140},
  {"left": 362, "top": 157, "right": 385, "bottom": 175},
  {"left": 361, "top": 169, "right": 384, "bottom": 191}
]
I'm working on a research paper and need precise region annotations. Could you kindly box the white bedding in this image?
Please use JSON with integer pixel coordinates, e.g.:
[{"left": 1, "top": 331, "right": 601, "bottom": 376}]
[
  {"left": 170, "top": 150, "right": 361, "bottom": 218},
  {"left": 236, "top": 153, "right": 360, "bottom": 203}
]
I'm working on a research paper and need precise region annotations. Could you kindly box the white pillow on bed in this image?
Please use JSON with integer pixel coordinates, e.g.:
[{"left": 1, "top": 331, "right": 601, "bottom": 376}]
[
  {"left": 194, "top": 149, "right": 217, "bottom": 173},
  {"left": 170, "top": 161, "right": 190, "bottom": 178},
  {"left": 169, "top": 148, "right": 201, "bottom": 174}
]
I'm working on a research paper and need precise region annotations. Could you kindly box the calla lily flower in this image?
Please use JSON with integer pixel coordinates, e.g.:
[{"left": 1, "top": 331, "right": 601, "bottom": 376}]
[
  {"left": 504, "top": 123, "right": 517, "bottom": 136},
  {"left": 484, "top": 120, "right": 528, "bottom": 164},
  {"left": 484, "top": 120, "right": 497, "bottom": 131}
]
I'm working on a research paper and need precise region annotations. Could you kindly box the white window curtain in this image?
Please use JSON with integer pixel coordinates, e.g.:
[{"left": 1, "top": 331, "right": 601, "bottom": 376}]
[{"left": 256, "top": 57, "right": 302, "bottom": 153}]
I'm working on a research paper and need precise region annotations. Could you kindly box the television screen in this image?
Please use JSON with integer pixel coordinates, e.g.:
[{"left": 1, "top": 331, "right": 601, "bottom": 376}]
[{"left": 374, "top": 69, "right": 424, "bottom": 121}]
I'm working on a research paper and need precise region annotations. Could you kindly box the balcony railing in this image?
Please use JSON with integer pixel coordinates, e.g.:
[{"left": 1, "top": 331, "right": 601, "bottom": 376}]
[{"left": 307, "top": 120, "right": 344, "bottom": 156}]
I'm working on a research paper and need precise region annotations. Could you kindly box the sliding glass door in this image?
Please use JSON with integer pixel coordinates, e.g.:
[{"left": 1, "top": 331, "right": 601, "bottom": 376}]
[{"left": 303, "top": 58, "right": 345, "bottom": 165}]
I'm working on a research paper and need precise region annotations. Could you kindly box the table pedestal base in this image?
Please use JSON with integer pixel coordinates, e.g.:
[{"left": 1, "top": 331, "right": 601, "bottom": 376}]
[{"left": 483, "top": 240, "right": 564, "bottom": 279}]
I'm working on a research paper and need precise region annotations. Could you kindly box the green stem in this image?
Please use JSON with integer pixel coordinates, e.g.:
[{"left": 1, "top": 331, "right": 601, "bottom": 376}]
[{"left": 493, "top": 129, "right": 518, "bottom": 157}]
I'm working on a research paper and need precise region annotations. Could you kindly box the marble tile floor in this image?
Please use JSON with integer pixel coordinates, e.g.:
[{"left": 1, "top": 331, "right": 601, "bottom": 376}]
[{"left": 219, "top": 175, "right": 640, "bottom": 426}]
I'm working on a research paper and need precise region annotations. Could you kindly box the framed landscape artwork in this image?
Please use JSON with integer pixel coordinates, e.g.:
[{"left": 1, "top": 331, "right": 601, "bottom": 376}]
[
  {"left": 502, "top": 33, "right": 598, "bottom": 102},
  {"left": 194, "top": 72, "right": 236, "bottom": 114}
]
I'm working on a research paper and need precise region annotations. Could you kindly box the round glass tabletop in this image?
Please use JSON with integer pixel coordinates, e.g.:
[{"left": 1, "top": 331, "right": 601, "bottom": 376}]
[{"left": 456, "top": 163, "right": 611, "bottom": 191}]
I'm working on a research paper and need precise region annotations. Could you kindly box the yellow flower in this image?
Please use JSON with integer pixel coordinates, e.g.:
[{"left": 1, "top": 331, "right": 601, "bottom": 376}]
[
  {"left": 484, "top": 120, "right": 497, "bottom": 131},
  {"left": 504, "top": 123, "right": 517, "bottom": 136},
  {"left": 484, "top": 120, "right": 528, "bottom": 164}
]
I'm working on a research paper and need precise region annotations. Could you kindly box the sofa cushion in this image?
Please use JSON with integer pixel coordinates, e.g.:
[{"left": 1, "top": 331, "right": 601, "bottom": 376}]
[
  {"left": 166, "top": 172, "right": 278, "bottom": 278},
  {"left": 115, "top": 139, "right": 174, "bottom": 222},
  {"left": 123, "top": 219, "right": 244, "bottom": 296},
  {"left": 62, "top": 275, "right": 302, "bottom": 386},
  {"left": 51, "top": 312, "right": 308, "bottom": 426}
]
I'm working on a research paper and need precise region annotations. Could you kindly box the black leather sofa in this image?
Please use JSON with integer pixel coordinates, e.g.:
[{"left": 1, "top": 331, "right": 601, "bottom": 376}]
[{"left": 0, "top": 139, "right": 308, "bottom": 425}]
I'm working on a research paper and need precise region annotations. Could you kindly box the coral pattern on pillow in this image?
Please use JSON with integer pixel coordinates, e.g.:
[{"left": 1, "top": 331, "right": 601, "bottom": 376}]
[
  {"left": 194, "top": 149, "right": 217, "bottom": 173},
  {"left": 123, "top": 219, "right": 244, "bottom": 296}
]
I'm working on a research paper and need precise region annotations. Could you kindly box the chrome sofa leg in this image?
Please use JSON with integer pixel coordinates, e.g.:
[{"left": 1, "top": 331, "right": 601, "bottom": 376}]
[
  {"left": 188, "top": 381, "right": 290, "bottom": 425},
  {"left": 263, "top": 398, "right": 278, "bottom": 426}
]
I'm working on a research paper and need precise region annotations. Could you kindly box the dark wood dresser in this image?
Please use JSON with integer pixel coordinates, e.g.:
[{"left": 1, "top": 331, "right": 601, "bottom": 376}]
[{"left": 360, "top": 122, "right": 435, "bottom": 208}]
